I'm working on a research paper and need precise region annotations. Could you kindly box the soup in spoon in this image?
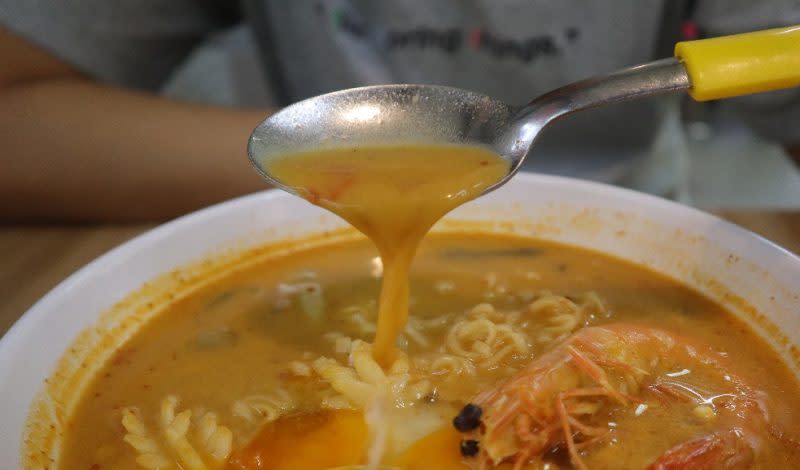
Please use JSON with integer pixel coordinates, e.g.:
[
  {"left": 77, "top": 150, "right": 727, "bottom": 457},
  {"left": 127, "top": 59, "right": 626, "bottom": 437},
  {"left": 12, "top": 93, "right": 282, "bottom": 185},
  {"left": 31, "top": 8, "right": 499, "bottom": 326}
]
[{"left": 265, "top": 145, "right": 509, "bottom": 366}]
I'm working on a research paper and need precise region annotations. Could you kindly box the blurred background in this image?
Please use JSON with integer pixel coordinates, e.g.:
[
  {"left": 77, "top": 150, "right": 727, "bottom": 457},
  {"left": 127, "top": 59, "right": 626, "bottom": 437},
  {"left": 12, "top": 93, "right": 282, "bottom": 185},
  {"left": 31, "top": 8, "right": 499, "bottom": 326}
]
[{"left": 0, "top": 1, "right": 798, "bottom": 328}]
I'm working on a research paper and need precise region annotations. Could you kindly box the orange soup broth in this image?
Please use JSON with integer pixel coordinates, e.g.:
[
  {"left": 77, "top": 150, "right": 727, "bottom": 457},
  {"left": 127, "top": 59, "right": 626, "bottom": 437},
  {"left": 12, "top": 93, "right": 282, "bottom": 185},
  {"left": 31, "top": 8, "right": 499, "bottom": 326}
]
[{"left": 58, "top": 233, "right": 800, "bottom": 469}]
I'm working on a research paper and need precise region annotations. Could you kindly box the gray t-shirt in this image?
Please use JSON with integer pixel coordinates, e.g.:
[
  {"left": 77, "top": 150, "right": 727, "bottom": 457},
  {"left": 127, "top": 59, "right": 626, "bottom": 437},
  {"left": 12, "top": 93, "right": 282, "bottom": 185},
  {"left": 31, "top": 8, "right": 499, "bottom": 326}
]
[{"left": 1, "top": 0, "right": 798, "bottom": 180}]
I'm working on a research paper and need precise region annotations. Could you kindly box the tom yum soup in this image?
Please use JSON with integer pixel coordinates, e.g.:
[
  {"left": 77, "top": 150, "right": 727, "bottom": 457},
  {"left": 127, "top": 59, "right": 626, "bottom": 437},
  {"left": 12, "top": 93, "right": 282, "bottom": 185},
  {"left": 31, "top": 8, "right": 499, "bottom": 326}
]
[{"left": 52, "top": 145, "right": 800, "bottom": 469}]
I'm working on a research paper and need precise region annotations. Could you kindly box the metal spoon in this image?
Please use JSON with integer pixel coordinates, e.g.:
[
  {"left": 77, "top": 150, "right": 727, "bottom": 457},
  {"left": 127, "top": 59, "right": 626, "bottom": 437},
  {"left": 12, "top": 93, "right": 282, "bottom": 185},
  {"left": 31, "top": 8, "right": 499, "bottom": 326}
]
[
  {"left": 248, "top": 26, "right": 800, "bottom": 195},
  {"left": 248, "top": 58, "right": 686, "bottom": 195}
]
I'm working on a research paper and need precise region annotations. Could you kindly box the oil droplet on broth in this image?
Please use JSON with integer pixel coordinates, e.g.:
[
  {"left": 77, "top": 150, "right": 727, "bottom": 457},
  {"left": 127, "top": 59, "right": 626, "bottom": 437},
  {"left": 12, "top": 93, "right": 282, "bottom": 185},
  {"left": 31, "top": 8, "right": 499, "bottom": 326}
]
[{"left": 264, "top": 145, "right": 509, "bottom": 366}]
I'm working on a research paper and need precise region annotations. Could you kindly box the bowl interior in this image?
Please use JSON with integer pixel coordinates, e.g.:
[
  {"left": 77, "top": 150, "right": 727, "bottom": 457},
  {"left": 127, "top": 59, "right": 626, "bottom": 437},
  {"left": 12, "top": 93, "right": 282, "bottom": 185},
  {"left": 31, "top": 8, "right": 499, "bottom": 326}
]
[{"left": 2, "top": 173, "right": 799, "bottom": 467}]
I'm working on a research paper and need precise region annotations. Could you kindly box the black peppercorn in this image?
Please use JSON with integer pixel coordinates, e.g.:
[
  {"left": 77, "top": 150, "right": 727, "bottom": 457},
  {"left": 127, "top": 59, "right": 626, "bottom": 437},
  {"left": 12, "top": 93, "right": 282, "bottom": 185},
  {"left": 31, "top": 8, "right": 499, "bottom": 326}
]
[
  {"left": 453, "top": 403, "right": 483, "bottom": 432},
  {"left": 460, "top": 439, "right": 480, "bottom": 457}
]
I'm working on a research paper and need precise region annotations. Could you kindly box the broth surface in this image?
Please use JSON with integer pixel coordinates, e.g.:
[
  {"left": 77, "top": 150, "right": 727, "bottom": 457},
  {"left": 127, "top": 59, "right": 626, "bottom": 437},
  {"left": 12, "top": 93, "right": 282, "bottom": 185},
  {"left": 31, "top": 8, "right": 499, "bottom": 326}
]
[{"left": 58, "top": 232, "right": 800, "bottom": 469}]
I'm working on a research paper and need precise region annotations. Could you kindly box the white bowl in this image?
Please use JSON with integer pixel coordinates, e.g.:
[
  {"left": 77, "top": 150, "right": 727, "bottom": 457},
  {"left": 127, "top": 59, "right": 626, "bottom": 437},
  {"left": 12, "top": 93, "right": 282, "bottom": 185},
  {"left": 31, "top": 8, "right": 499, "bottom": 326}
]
[{"left": 2, "top": 174, "right": 799, "bottom": 468}]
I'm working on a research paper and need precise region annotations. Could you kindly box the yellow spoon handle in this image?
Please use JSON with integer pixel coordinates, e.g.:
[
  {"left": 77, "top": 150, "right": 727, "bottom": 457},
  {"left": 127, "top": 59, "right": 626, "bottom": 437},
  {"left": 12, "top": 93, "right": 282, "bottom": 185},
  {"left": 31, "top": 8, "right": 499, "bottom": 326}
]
[{"left": 674, "top": 25, "right": 800, "bottom": 101}]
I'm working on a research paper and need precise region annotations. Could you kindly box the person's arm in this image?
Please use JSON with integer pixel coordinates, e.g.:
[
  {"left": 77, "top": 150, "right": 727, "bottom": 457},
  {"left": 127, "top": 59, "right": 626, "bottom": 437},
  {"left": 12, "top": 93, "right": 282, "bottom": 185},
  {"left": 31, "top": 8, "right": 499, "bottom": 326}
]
[{"left": 0, "top": 26, "right": 272, "bottom": 222}]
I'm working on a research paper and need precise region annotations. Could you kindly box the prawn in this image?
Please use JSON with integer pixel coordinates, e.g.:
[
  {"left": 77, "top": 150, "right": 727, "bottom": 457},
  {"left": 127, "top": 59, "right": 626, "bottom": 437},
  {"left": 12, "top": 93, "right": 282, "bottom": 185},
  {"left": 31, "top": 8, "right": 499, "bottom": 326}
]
[{"left": 453, "top": 324, "right": 772, "bottom": 470}]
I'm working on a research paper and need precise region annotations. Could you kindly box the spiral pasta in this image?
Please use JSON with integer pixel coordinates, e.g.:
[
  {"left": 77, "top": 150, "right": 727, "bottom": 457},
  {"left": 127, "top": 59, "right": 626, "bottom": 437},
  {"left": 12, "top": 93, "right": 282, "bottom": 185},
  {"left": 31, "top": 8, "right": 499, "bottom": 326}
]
[
  {"left": 121, "top": 396, "right": 233, "bottom": 470},
  {"left": 312, "top": 339, "right": 433, "bottom": 409},
  {"left": 121, "top": 407, "right": 173, "bottom": 470}
]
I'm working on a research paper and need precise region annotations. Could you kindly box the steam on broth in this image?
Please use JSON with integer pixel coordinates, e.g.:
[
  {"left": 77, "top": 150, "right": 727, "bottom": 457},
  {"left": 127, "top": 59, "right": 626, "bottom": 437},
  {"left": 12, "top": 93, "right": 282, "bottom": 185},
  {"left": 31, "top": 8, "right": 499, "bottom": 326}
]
[{"left": 54, "top": 145, "right": 800, "bottom": 469}]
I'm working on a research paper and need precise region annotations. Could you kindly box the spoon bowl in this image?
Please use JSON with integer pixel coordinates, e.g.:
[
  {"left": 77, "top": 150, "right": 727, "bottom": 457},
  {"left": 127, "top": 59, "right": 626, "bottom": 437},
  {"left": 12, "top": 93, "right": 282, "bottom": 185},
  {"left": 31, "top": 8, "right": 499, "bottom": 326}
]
[{"left": 248, "top": 85, "right": 517, "bottom": 196}]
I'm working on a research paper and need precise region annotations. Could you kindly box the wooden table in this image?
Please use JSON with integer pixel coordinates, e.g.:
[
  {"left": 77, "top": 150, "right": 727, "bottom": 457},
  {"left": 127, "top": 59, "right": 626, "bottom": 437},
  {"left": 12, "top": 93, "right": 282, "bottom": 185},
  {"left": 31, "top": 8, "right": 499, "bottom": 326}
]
[{"left": 1, "top": 212, "right": 799, "bottom": 337}]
